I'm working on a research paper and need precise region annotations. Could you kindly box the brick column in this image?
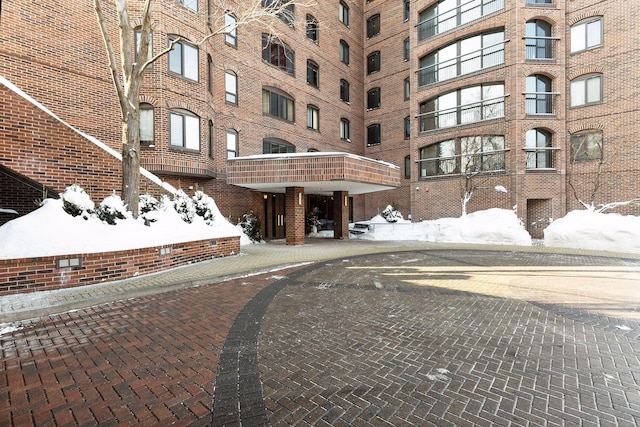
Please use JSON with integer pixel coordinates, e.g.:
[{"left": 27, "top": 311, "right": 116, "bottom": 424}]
[
  {"left": 333, "top": 191, "right": 349, "bottom": 240},
  {"left": 285, "top": 186, "right": 305, "bottom": 245}
]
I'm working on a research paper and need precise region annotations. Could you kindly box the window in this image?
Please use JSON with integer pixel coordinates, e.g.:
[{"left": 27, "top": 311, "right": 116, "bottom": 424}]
[
  {"left": 418, "top": 0, "right": 504, "bottom": 41},
  {"left": 367, "top": 51, "right": 380, "bottom": 74},
  {"left": 339, "top": 1, "right": 349, "bottom": 26},
  {"left": 307, "top": 60, "right": 319, "bottom": 88},
  {"left": 263, "top": 139, "right": 295, "bottom": 153},
  {"left": 208, "top": 120, "right": 214, "bottom": 158},
  {"left": 404, "top": 116, "right": 411, "bottom": 139},
  {"left": 418, "top": 30, "right": 505, "bottom": 86},
  {"left": 340, "top": 79, "right": 350, "bottom": 103},
  {"left": 570, "top": 17, "right": 602, "bottom": 53},
  {"left": 526, "top": 0, "right": 553, "bottom": 3},
  {"left": 525, "top": 129, "right": 553, "bottom": 169},
  {"left": 404, "top": 155, "right": 411, "bottom": 179},
  {"left": 226, "top": 129, "right": 238, "bottom": 158},
  {"left": 170, "top": 110, "right": 200, "bottom": 150},
  {"left": 366, "top": 14, "right": 380, "bottom": 38},
  {"left": 207, "top": 54, "right": 213, "bottom": 94},
  {"left": 403, "top": 38, "right": 410, "bottom": 61},
  {"left": 419, "top": 136, "right": 505, "bottom": 177},
  {"left": 168, "top": 36, "right": 198, "bottom": 81},
  {"left": 570, "top": 74, "right": 602, "bottom": 107},
  {"left": 307, "top": 105, "right": 319, "bottom": 130},
  {"left": 367, "top": 124, "right": 381, "bottom": 146},
  {"left": 262, "top": 34, "right": 295, "bottom": 75},
  {"left": 525, "top": 20, "right": 553, "bottom": 60},
  {"left": 263, "top": 0, "right": 294, "bottom": 26},
  {"left": 340, "top": 118, "right": 350, "bottom": 141},
  {"left": 139, "top": 103, "right": 154, "bottom": 146},
  {"left": 339, "top": 40, "right": 350, "bottom": 64},
  {"left": 404, "top": 77, "right": 410, "bottom": 100},
  {"left": 571, "top": 131, "right": 603, "bottom": 162},
  {"left": 418, "top": 83, "right": 505, "bottom": 131},
  {"left": 177, "top": 0, "right": 197, "bottom": 12},
  {"left": 134, "top": 28, "right": 153, "bottom": 64},
  {"left": 306, "top": 14, "right": 319, "bottom": 42},
  {"left": 367, "top": 87, "right": 381, "bottom": 110},
  {"left": 262, "top": 88, "right": 295, "bottom": 122},
  {"left": 525, "top": 74, "right": 554, "bottom": 115},
  {"left": 404, "top": 0, "right": 410, "bottom": 21},
  {"left": 225, "top": 71, "right": 237, "bottom": 104},
  {"left": 225, "top": 13, "right": 237, "bottom": 46}
]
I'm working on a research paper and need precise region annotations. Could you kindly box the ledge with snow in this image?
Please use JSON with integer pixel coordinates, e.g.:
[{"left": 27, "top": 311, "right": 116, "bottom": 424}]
[{"left": 0, "top": 188, "right": 241, "bottom": 295}]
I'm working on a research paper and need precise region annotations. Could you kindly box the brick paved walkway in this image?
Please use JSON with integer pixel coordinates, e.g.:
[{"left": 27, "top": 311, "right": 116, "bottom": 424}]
[{"left": 1, "top": 243, "right": 640, "bottom": 426}]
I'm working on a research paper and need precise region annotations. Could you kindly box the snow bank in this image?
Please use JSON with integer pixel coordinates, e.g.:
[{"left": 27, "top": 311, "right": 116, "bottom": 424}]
[
  {"left": 544, "top": 210, "right": 640, "bottom": 254},
  {"left": 353, "top": 208, "right": 532, "bottom": 246},
  {"left": 0, "top": 198, "right": 240, "bottom": 259}
]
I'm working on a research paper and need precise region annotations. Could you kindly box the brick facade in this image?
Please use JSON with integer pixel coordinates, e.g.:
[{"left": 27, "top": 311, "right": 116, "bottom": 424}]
[{"left": 1, "top": 0, "right": 639, "bottom": 245}]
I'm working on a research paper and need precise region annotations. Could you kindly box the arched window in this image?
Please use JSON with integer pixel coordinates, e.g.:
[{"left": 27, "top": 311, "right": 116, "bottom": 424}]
[
  {"left": 525, "top": 74, "right": 553, "bottom": 115},
  {"left": 570, "top": 74, "right": 602, "bottom": 107},
  {"left": 169, "top": 109, "right": 200, "bottom": 151},
  {"left": 225, "top": 13, "right": 237, "bottom": 46},
  {"left": 525, "top": 19, "right": 553, "bottom": 60},
  {"left": 306, "top": 14, "right": 319, "bottom": 42},
  {"left": 263, "top": 138, "right": 295, "bottom": 153},
  {"left": 262, "top": 87, "right": 295, "bottom": 122},
  {"left": 226, "top": 129, "right": 239, "bottom": 158},
  {"left": 525, "top": 129, "right": 553, "bottom": 169}
]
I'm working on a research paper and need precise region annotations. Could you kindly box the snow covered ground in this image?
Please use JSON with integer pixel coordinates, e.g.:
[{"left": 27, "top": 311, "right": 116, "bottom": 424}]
[{"left": 2, "top": 195, "right": 640, "bottom": 259}]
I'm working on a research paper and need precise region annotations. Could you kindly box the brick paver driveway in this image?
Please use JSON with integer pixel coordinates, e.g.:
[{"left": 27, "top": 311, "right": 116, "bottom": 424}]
[{"left": 2, "top": 249, "right": 640, "bottom": 426}]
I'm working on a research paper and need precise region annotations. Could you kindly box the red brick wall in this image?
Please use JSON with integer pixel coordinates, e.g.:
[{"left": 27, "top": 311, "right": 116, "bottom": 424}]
[{"left": 0, "top": 236, "right": 240, "bottom": 295}]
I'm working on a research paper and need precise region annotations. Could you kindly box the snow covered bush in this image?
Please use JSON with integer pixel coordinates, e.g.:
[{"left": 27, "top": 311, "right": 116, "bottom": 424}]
[
  {"left": 239, "top": 210, "right": 263, "bottom": 243},
  {"left": 381, "top": 205, "right": 403, "bottom": 223},
  {"left": 173, "top": 189, "right": 195, "bottom": 223},
  {"left": 96, "top": 192, "right": 130, "bottom": 225},
  {"left": 192, "top": 190, "right": 216, "bottom": 225},
  {"left": 307, "top": 207, "right": 322, "bottom": 233},
  {"left": 139, "top": 194, "right": 160, "bottom": 215},
  {"left": 61, "top": 184, "right": 95, "bottom": 220}
]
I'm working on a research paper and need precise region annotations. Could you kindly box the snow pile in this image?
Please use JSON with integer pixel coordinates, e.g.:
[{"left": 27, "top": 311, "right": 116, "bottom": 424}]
[
  {"left": 352, "top": 208, "right": 532, "bottom": 246},
  {"left": 0, "top": 191, "right": 240, "bottom": 260},
  {"left": 544, "top": 210, "right": 640, "bottom": 254}
]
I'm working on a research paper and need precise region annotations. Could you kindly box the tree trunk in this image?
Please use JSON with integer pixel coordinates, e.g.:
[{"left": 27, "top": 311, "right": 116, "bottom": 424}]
[{"left": 121, "top": 106, "right": 140, "bottom": 217}]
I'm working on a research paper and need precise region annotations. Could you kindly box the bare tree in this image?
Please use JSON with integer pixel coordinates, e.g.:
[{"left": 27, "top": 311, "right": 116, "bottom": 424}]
[
  {"left": 459, "top": 135, "right": 505, "bottom": 216},
  {"left": 568, "top": 132, "right": 640, "bottom": 212},
  {"left": 93, "top": 0, "right": 315, "bottom": 217}
]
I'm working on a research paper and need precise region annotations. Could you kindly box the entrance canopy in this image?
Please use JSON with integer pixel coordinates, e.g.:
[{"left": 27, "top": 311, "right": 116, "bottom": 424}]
[{"left": 226, "top": 152, "right": 400, "bottom": 194}]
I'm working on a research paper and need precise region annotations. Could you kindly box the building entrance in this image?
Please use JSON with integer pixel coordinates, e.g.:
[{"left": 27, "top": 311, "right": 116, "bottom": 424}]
[{"left": 263, "top": 193, "right": 286, "bottom": 240}]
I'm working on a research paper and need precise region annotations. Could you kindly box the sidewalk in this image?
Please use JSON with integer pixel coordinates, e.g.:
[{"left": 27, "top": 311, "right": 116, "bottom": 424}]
[{"left": 2, "top": 238, "right": 639, "bottom": 324}]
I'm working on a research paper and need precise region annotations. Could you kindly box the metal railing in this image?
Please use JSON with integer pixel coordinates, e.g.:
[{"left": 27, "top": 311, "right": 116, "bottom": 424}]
[
  {"left": 418, "top": 149, "right": 508, "bottom": 177},
  {"left": 524, "top": 36, "right": 558, "bottom": 60},
  {"left": 525, "top": 147, "right": 559, "bottom": 169},
  {"left": 418, "top": 95, "right": 506, "bottom": 132},
  {"left": 417, "top": 0, "right": 505, "bottom": 41},
  {"left": 524, "top": 92, "right": 559, "bottom": 115}
]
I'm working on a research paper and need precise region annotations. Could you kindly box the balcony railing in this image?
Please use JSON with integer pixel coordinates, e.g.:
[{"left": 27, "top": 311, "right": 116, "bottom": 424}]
[
  {"left": 418, "top": 41, "right": 506, "bottom": 87},
  {"left": 525, "top": 0, "right": 553, "bottom": 5},
  {"left": 524, "top": 147, "right": 559, "bottom": 169},
  {"left": 418, "top": 95, "right": 506, "bottom": 132},
  {"left": 524, "top": 36, "right": 559, "bottom": 60},
  {"left": 524, "top": 92, "right": 559, "bottom": 115},
  {"left": 418, "top": 149, "right": 508, "bottom": 177},
  {"left": 417, "top": 0, "right": 505, "bottom": 41}
]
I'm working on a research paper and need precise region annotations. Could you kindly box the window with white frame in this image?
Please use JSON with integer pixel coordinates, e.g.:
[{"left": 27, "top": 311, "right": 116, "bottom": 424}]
[
  {"left": 418, "top": 30, "right": 505, "bottom": 86},
  {"left": 307, "top": 105, "right": 319, "bottom": 130},
  {"left": 139, "top": 103, "right": 154, "bottom": 146},
  {"left": 168, "top": 36, "right": 198, "bottom": 81},
  {"left": 170, "top": 110, "right": 200, "bottom": 150},
  {"left": 570, "top": 74, "right": 602, "bottom": 107},
  {"left": 225, "top": 71, "right": 238, "bottom": 104},
  {"left": 570, "top": 17, "right": 602, "bottom": 53},
  {"left": 226, "top": 129, "right": 238, "bottom": 158}
]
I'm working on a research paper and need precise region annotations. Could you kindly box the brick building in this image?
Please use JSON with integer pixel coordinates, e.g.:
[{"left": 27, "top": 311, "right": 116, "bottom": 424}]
[{"left": 1, "top": 0, "right": 638, "bottom": 242}]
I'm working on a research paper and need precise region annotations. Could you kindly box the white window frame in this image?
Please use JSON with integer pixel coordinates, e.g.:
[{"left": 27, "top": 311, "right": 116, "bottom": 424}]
[
  {"left": 225, "top": 13, "right": 237, "bottom": 46},
  {"left": 226, "top": 129, "right": 238, "bottom": 158},
  {"left": 225, "top": 71, "right": 238, "bottom": 104}
]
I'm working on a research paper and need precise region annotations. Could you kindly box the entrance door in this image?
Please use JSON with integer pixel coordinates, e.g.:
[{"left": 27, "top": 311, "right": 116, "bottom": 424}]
[{"left": 272, "top": 194, "right": 286, "bottom": 239}]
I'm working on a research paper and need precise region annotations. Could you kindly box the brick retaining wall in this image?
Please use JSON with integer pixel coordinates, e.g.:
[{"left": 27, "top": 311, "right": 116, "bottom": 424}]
[{"left": 0, "top": 236, "right": 240, "bottom": 295}]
